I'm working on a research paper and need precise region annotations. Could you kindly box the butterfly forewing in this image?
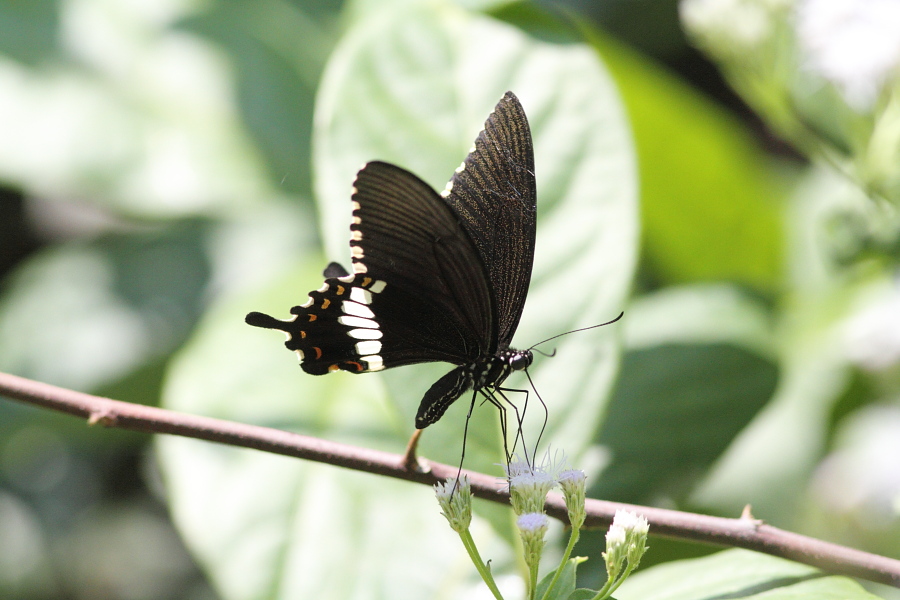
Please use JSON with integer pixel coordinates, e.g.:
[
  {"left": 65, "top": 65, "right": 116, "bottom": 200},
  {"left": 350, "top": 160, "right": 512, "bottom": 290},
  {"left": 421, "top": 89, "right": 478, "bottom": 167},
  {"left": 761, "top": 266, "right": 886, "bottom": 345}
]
[
  {"left": 442, "top": 92, "right": 536, "bottom": 346},
  {"left": 349, "top": 162, "right": 495, "bottom": 357}
]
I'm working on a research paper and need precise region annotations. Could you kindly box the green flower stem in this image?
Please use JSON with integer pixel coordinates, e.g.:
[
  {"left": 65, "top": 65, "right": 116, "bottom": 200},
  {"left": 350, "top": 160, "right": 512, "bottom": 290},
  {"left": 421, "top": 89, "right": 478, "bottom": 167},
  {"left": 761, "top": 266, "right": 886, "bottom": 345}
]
[
  {"left": 458, "top": 529, "right": 504, "bottom": 600},
  {"left": 538, "top": 528, "right": 581, "bottom": 600},
  {"left": 589, "top": 561, "right": 636, "bottom": 600},
  {"left": 605, "top": 562, "right": 637, "bottom": 599},
  {"left": 526, "top": 556, "right": 539, "bottom": 600},
  {"left": 590, "top": 573, "right": 616, "bottom": 600}
]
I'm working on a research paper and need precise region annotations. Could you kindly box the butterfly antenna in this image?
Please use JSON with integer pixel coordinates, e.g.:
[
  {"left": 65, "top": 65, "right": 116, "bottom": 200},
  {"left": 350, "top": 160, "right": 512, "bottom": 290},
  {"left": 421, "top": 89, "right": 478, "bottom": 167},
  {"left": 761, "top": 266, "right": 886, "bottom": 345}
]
[{"left": 527, "top": 311, "right": 624, "bottom": 351}]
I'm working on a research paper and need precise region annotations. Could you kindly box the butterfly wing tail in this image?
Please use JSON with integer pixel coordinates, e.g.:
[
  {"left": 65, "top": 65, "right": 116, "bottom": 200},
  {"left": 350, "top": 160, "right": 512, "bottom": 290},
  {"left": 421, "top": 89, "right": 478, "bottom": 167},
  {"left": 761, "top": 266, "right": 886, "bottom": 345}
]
[{"left": 245, "top": 311, "right": 286, "bottom": 330}]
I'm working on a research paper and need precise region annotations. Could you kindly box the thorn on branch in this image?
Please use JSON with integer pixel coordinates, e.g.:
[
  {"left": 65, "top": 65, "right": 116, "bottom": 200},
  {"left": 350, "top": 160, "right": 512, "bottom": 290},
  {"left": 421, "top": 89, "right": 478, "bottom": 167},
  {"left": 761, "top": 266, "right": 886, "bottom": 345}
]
[
  {"left": 88, "top": 408, "right": 117, "bottom": 427},
  {"left": 403, "top": 429, "right": 429, "bottom": 473},
  {"left": 740, "top": 504, "right": 764, "bottom": 529}
]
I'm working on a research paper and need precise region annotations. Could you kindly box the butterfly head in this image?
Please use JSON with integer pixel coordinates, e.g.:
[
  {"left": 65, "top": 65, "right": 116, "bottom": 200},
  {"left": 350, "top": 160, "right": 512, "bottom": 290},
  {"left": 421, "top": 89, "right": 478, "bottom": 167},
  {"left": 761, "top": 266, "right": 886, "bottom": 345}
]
[{"left": 507, "top": 349, "right": 533, "bottom": 372}]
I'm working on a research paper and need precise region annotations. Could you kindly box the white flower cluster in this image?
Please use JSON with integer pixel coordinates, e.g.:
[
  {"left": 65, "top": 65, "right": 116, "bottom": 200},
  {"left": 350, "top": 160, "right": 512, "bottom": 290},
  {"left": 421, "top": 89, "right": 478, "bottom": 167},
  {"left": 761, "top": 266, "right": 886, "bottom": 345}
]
[
  {"left": 434, "top": 455, "right": 650, "bottom": 600},
  {"left": 681, "top": 0, "right": 900, "bottom": 203},
  {"left": 796, "top": 0, "right": 900, "bottom": 110},
  {"left": 683, "top": 0, "right": 900, "bottom": 109},
  {"left": 844, "top": 285, "right": 900, "bottom": 370},
  {"left": 680, "top": 0, "right": 777, "bottom": 56}
]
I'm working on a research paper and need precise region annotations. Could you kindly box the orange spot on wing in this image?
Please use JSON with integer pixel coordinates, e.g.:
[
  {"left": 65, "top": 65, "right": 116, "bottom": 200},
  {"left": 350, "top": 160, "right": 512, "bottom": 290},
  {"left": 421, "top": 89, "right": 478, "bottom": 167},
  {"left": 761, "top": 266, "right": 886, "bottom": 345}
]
[
  {"left": 308, "top": 314, "right": 317, "bottom": 322},
  {"left": 321, "top": 298, "right": 331, "bottom": 309}
]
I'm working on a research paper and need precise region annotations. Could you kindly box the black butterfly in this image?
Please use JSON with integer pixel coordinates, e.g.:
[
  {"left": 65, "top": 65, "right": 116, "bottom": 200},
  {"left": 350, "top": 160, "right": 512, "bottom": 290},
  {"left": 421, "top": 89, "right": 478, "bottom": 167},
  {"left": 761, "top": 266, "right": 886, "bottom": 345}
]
[{"left": 246, "top": 91, "right": 536, "bottom": 429}]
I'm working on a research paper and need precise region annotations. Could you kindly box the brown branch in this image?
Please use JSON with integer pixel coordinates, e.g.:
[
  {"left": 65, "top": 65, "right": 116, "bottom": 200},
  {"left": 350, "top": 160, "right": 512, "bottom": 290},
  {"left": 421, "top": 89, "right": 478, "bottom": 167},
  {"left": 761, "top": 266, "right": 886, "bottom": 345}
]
[{"left": 1, "top": 370, "right": 898, "bottom": 588}]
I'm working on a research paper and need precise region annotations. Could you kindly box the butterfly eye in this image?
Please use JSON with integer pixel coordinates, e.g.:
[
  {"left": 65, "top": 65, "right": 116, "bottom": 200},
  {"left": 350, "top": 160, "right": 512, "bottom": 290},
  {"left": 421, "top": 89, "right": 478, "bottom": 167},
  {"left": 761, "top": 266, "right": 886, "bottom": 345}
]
[{"left": 509, "top": 351, "right": 533, "bottom": 371}]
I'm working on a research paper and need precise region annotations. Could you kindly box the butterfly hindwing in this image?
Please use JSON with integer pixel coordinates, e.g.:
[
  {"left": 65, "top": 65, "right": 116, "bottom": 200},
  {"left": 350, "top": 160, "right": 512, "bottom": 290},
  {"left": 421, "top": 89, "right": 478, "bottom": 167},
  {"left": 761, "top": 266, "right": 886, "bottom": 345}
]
[
  {"left": 246, "top": 265, "right": 478, "bottom": 374},
  {"left": 246, "top": 160, "right": 498, "bottom": 375}
]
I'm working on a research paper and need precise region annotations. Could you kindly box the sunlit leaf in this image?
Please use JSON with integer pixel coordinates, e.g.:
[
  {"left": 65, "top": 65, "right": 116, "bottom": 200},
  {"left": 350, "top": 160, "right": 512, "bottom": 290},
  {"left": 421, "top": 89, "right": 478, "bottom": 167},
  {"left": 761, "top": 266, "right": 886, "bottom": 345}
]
[
  {"left": 615, "top": 548, "right": 882, "bottom": 600},
  {"left": 592, "top": 285, "right": 778, "bottom": 504},
  {"left": 586, "top": 30, "right": 787, "bottom": 292},
  {"left": 0, "top": 222, "right": 210, "bottom": 393}
]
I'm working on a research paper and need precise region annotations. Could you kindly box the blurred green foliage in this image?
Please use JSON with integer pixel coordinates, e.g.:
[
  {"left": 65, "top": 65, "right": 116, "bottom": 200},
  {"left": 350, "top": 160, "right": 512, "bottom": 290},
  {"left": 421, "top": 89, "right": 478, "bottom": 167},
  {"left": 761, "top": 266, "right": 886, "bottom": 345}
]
[{"left": 0, "top": 0, "right": 898, "bottom": 599}]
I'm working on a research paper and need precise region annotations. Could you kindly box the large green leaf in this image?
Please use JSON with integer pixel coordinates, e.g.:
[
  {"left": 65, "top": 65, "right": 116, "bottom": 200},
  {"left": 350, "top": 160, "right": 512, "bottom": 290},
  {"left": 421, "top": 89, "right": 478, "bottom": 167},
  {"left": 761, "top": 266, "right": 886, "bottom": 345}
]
[
  {"left": 159, "top": 2, "right": 637, "bottom": 598},
  {"left": 689, "top": 170, "right": 878, "bottom": 523},
  {"left": 615, "top": 548, "right": 884, "bottom": 600},
  {"left": 584, "top": 29, "right": 786, "bottom": 292},
  {"left": 575, "top": 286, "right": 780, "bottom": 584},
  {"left": 592, "top": 285, "right": 778, "bottom": 504},
  {"left": 180, "top": 0, "right": 343, "bottom": 197},
  {"left": 0, "top": 0, "right": 59, "bottom": 65}
]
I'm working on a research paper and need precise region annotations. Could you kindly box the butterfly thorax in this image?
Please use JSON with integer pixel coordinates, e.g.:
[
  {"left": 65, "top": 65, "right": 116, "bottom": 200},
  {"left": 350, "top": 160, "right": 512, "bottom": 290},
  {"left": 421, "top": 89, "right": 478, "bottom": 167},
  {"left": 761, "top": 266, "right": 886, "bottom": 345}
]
[{"left": 469, "top": 348, "right": 533, "bottom": 391}]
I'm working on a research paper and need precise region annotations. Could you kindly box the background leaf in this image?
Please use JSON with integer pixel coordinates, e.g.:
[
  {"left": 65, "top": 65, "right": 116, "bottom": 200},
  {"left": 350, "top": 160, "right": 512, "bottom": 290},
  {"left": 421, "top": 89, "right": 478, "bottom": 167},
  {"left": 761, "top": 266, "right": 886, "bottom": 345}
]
[
  {"left": 0, "top": 222, "right": 211, "bottom": 392},
  {"left": 594, "top": 285, "right": 777, "bottom": 505},
  {"left": 615, "top": 548, "right": 882, "bottom": 600},
  {"left": 180, "top": 0, "right": 343, "bottom": 198},
  {"left": 586, "top": 30, "right": 787, "bottom": 293}
]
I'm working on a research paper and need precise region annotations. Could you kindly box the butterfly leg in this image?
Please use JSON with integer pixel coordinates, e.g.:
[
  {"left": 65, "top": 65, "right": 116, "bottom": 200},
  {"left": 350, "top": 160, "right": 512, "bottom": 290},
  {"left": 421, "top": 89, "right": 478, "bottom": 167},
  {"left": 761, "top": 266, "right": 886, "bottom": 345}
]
[
  {"left": 478, "top": 387, "right": 524, "bottom": 465},
  {"left": 498, "top": 386, "right": 544, "bottom": 466},
  {"left": 452, "top": 389, "right": 482, "bottom": 494},
  {"left": 492, "top": 387, "right": 531, "bottom": 464}
]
